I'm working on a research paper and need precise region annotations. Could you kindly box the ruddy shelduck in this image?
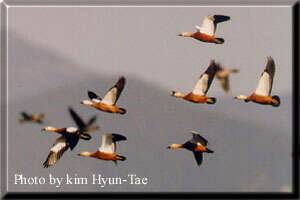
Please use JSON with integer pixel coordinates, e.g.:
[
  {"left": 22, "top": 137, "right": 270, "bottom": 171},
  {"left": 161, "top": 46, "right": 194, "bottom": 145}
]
[
  {"left": 68, "top": 107, "right": 101, "bottom": 132},
  {"left": 167, "top": 131, "right": 214, "bottom": 166},
  {"left": 78, "top": 133, "right": 126, "bottom": 164},
  {"left": 19, "top": 112, "right": 45, "bottom": 124},
  {"left": 178, "top": 15, "right": 230, "bottom": 44},
  {"left": 215, "top": 64, "right": 239, "bottom": 93},
  {"left": 234, "top": 57, "right": 280, "bottom": 107},
  {"left": 81, "top": 76, "right": 127, "bottom": 114},
  {"left": 171, "top": 60, "right": 218, "bottom": 104},
  {"left": 42, "top": 126, "right": 91, "bottom": 168}
]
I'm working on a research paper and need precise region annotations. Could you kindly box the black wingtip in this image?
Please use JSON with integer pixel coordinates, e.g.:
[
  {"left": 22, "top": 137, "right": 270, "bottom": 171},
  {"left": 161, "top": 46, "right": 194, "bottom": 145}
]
[
  {"left": 88, "top": 90, "right": 99, "bottom": 100},
  {"left": 112, "top": 134, "right": 127, "bottom": 142},
  {"left": 214, "top": 15, "right": 230, "bottom": 23}
]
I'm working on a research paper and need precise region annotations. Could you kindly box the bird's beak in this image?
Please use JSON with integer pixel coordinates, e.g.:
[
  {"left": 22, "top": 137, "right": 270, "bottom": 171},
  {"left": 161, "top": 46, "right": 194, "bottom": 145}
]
[
  {"left": 177, "top": 33, "right": 182, "bottom": 36},
  {"left": 41, "top": 128, "right": 46, "bottom": 131},
  {"left": 80, "top": 101, "right": 84, "bottom": 104},
  {"left": 233, "top": 97, "right": 237, "bottom": 99},
  {"left": 167, "top": 146, "right": 171, "bottom": 149}
]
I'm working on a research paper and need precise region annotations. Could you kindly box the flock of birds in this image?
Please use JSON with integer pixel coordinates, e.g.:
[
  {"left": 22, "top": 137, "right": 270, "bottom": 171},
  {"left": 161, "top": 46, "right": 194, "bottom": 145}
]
[{"left": 19, "top": 14, "right": 281, "bottom": 168}]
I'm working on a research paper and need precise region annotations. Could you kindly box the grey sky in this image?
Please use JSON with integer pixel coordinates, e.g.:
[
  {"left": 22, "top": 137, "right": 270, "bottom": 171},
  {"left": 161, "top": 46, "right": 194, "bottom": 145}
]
[{"left": 3, "top": 1, "right": 294, "bottom": 194}]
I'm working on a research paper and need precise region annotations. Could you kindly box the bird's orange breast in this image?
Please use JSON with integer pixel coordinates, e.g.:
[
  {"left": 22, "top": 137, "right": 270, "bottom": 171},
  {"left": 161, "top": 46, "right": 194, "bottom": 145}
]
[
  {"left": 192, "top": 32, "right": 216, "bottom": 43},
  {"left": 249, "top": 94, "right": 272, "bottom": 104},
  {"left": 194, "top": 144, "right": 207, "bottom": 152},
  {"left": 93, "top": 151, "right": 118, "bottom": 160},
  {"left": 92, "top": 103, "right": 118, "bottom": 113},
  {"left": 184, "top": 93, "right": 208, "bottom": 103}
]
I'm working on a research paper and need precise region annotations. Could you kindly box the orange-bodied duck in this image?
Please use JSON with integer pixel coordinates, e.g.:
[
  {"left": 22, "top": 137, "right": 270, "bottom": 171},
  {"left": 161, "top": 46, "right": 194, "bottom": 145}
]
[
  {"left": 178, "top": 15, "right": 230, "bottom": 44},
  {"left": 234, "top": 57, "right": 280, "bottom": 107},
  {"left": 171, "top": 60, "right": 219, "bottom": 104},
  {"left": 42, "top": 126, "right": 91, "bottom": 168},
  {"left": 69, "top": 107, "right": 101, "bottom": 132},
  {"left": 167, "top": 131, "right": 214, "bottom": 166},
  {"left": 78, "top": 133, "right": 126, "bottom": 164},
  {"left": 19, "top": 112, "right": 45, "bottom": 124},
  {"left": 215, "top": 64, "right": 239, "bottom": 93},
  {"left": 81, "top": 76, "right": 126, "bottom": 114}
]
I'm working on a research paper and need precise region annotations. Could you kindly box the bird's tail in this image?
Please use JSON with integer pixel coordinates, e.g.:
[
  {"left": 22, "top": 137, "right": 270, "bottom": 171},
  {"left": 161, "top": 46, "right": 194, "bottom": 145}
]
[
  {"left": 214, "top": 38, "right": 224, "bottom": 44},
  {"left": 118, "top": 108, "right": 127, "bottom": 115},
  {"left": 271, "top": 95, "right": 281, "bottom": 107},
  {"left": 206, "top": 148, "right": 214, "bottom": 153},
  {"left": 116, "top": 155, "right": 126, "bottom": 161},
  {"left": 206, "top": 97, "right": 216, "bottom": 104}
]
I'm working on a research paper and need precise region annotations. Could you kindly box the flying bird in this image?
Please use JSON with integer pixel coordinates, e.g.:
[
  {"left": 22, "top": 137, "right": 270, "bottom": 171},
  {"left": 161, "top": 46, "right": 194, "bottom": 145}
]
[
  {"left": 68, "top": 107, "right": 101, "bottom": 132},
  {"left": 234, "top": 57, "right": 280, "bottom": 107},
  {"left": 42, "top": 126, "right": 91, "bottom": 168},
  {"left": 167, "top": 131, "right": 214, "bottom": 166},
  {"left": 178, "top": 15, "right": 230, "bottom": 44},
  {"left": 81, "top": 76, "right": 127, "bottom": 114},
  {"left": 215, "top": 64, "right": 239, "bottom": 93},
  {"left": 19, "top": 112, "right": 45, "bottom": 124},
  {"left": 78, "top": 133, "right": 127, "bottom": 164},
  {"left": 171, "top": 60, "right": 219, "bottom": 104}
]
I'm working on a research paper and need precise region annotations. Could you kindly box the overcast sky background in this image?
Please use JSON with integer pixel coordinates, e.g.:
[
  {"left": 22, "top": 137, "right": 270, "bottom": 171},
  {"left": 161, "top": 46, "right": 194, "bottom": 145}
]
[{"left": 3, "top": 2, "right": 294, "bottom": 193}]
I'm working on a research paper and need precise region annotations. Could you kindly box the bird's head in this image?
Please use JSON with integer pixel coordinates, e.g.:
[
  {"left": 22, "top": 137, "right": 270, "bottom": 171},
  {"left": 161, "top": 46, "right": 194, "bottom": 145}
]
[
  {"left": 177, "top": 32, "right": 192, "bottom": 37},
  {"left": 81, "top": 100, "right": 93, "bottom": 106}
]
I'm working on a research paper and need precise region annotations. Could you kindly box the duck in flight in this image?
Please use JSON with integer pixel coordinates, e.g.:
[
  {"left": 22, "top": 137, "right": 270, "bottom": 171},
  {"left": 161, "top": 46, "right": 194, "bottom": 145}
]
[
  {"left": 167, "top": 131, "right": 214, "bottom": 166},
  {"left": 178, "top": 15, "right": 230, "bottom": 44},
  {"left": 68, "top": 107, "right": 101, "bottom": 132},
  {"left": 19, "top": 112, "right": 45, "bottom": 124},
  {"left": 171, "top": 60, "right": 219, "bottom": 104},
  {"left": 42, "top": 126, "right": 91, "bottom": 168},
  {"left": 81, "top": 76, "right": 127, "bottom": 115},
  {"left": 215, "top": 64, "right": 239, "bottom": 93},
  {"left": 78, "top": 133, "right": 127, "bottom": 164},
  {"left": 234, "top": 57, "right": 280, "bottom": 107}
]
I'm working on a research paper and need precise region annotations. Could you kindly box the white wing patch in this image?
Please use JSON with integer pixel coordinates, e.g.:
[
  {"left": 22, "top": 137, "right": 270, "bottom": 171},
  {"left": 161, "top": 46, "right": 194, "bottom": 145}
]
[
  {"left": 101, "top": 88, "right": 117, "bottom": 105},
  {"left": 51, "top": 136, "right": 67, "bottom": 153},
  {"left": 66, "top": 127, "right": 78, "bottom": 133},
  {"left": 198, "top": 16, "right": 215, "bottom": 36},
  {"left": 99, "top": 134, "right": 115, "bottom": 154},
  {"left": 255, "top": 72, "right": 271, "bottom": 96},
  {"left": 192, "top": 74, "right": 209, "bottom": 96}
]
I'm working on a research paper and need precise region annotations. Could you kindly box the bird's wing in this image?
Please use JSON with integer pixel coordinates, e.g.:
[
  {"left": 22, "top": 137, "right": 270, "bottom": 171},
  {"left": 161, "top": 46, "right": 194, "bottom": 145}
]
[
  {"left": 212, "top": 15, "right": 230, "bottom": 34},
  {"left": 182, "top": 141, "right": 197, "bottom": 151},
  {"left": 192, "top": 60, "right": 218, "bottom": 95},
  {"left": 190, "top": 131, "right": 209, "bottom": 146},
  {"left": 88, "top": 91, "right": 102, "bottom": 101},
  {"left": 99, "top": 134, "right": 115, "bottom": 154},
  {"left": 21, "top": 112, "right": 31, "bottom": 120},
  {"left": 198, "top": 15, "right": 215, "bottom": 36},
  {"left": 43, "top": 136, "right": 68, "bottom": 168},
  {"left": 102, "top": 77, "right": 126, "bottom": 106},
  {"left": 87, "top": 116, "right": 97, "bottom": 126},
  {"left": 219, "top": 76, "right": 230, "bottom": 93},
  {"left": 255, "top": 57, "right": 275, "bottom": 96},
  {"left": 213, "top": 15, "right": 230, "bottom": 24},
  {"left": 68, "top": 107, "right": 86, "bottom": 128},
  {"left": 192, "top": 151, "right": 203, "bottom": 166}
]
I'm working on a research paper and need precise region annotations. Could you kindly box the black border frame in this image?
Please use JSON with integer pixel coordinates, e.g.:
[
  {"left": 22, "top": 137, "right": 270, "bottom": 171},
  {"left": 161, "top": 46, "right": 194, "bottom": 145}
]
[{"left": 1, "top": 1, "right": 299, "bottom": 199}]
